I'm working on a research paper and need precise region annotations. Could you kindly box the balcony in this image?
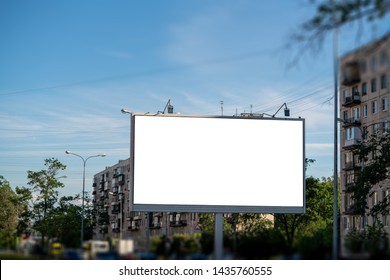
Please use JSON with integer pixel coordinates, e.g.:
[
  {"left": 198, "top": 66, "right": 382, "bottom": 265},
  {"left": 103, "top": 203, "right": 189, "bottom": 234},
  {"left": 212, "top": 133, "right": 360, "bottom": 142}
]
[
  {"left": 118, "top": 174, "right": 125, "bottom": 185},
  {"left": 170, "top": 220, "right": 187, "bottom": 227},
  {"left": 342, "top": 117, "right": 361, "bottom": 127},
  {"left": 344, "top": 137, "right": 361, "bottom": 150},
  {"left": 344, "top": 182, "right": 356, "bottom": 193},
  {"left": 111, "top": 203, "right": 120, "bottom": 214},
  {"left": 112, "top": 185, "right": 119, "bottom": 194},
  {"left": 344, "top": 204, "right": 360, "bottom": 215},
  {"left": 343, "top": 161, "right": 362, "bottom": 171},
  {"left": 150, "top": 222, "right": 162, "bottom": 229},
  {"left": 128, "top": 220, "right": 140, "bottom": 231},
  {"left": 343, "top": 93, "right": 361, "bottom": 107},
  {"left": 128, "top": 225, "right": 139, "bottom": 231}
]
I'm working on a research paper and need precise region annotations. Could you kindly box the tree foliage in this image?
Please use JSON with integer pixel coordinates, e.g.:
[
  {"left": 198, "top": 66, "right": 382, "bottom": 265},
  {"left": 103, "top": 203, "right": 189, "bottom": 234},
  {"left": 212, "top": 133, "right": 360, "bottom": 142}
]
[
  {"left": 289, "top": 0, "right": 390, "bottom": 65},
  {"left": 0, "top": 176, "right": 21, "bottom": 248},
  {"left": 15, "top": 186, "right": 32, "bottom": 237},
  {"left": 45, "top": 195, "right": 85, "bottom": 248},
  {"left": 353, "top": 130, "right": 390, "bottom": 217},
  {"left": 274, "top": 176, "right": 334, "bottom": 253},
  {"left": 345, "top": 221, "right": 388, "bottom": 258},
  {"left": 27, "top": 158, "right": 66, "bottom": 247}
]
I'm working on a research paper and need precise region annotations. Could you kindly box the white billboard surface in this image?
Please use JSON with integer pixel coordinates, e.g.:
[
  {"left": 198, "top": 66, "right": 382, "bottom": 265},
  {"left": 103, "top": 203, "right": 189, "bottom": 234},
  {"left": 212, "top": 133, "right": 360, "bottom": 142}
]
[{"left": 131, "top": 114, "right": 305, "bottom": 213}]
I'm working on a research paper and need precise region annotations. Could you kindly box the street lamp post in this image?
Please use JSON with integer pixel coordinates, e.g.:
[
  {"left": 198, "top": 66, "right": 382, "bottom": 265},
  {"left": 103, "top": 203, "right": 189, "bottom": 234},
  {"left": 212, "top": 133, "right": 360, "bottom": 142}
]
[
  {"left": 332, "top": 4, "right": 340, "bottom": 259},
  {"left": 65, "top": 150, "right": 106, "bottom": 246}
]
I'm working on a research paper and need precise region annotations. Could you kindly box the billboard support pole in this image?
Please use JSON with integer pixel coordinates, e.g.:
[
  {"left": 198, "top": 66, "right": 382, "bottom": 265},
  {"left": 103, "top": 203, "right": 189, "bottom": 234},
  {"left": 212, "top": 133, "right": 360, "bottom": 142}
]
[
  {"left": 146, "top": 212, "right": 151, "bottom": 252},
  {"left": 214, "top": 213, "right": 223, "bottom": 259}
]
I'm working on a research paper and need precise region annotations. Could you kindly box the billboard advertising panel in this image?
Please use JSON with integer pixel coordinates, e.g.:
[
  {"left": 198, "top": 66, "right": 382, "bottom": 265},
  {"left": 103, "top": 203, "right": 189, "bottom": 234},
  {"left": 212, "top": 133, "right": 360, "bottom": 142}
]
[{"left": 130, "top": 114, "right": 305, "bottom": 213}]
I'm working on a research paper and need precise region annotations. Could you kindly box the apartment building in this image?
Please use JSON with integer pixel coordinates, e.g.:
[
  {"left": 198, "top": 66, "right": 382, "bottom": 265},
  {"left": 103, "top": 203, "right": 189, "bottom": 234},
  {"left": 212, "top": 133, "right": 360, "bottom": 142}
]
[
  {"left": 339, "top": 32, "right": 390, "bottom": 258},
  {"left": 91, "top": 158, "right": 200, "bottom": 251}
]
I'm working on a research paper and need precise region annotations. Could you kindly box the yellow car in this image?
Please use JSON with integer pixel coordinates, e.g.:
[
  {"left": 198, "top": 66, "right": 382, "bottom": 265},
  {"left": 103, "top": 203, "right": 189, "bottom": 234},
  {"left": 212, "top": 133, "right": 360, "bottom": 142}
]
[{"left": 50, "top": 242, "right": 64, "bottom": 257}]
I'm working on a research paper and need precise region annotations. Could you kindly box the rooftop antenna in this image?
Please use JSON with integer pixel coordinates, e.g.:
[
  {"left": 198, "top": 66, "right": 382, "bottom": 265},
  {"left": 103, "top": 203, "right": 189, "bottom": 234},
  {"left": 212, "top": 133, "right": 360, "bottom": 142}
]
[{"left": 220, "top": 101, "right": 224, "bottom": 116}]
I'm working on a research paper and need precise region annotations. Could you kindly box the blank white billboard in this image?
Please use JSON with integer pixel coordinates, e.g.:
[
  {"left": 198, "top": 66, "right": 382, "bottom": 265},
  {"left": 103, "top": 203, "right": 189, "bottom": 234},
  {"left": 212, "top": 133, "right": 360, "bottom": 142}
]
[{"left": 130, "top": 114, "right": 305, "bottom": 213}]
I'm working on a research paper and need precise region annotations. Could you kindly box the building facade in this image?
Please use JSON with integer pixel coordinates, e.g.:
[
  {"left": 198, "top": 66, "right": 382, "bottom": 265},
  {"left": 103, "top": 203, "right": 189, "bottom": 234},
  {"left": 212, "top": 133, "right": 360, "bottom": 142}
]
[
  {"left": 91, "top": 158, "right": 201, "bottom": 251},
  {"left": 339, "top": 33, "right": 390, "bottom": 258}
]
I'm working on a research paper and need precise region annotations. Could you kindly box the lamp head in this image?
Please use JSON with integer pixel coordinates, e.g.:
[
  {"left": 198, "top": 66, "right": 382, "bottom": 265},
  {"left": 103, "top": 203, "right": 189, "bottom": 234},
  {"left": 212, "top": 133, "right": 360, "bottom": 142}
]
[
  {"left": 65, "top": 150, "right": 71, "bottom": 154},
  {"left": 121, "top": 108, "right": 131, "bottom": 114},
  {"left": 284, "top": 108, "right": 290, "bottom": 117}
]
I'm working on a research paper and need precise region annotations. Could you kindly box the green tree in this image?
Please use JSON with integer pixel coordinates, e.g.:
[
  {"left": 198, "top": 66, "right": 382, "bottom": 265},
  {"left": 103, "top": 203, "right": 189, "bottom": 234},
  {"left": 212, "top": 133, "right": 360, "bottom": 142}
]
[
  {"left": 233, "top": 214, "right": 284, "bottom": 259},
  {"left": 27, "top": 158, "right": 66, "bottom": 249},
  {"left": 198, "top": 213, "right": 277, "bottom": 257},
  {"left": 353, "top": 130, "right": 390, "bottom": 217},
  {"left": 345, "top": 221, "right": 388, "bottom": 258},
  {"left": 274, "top": 176, "right": 334, "bottom": 255},
  {"left": 0, "top": 176, "right": 22, "bottom": 249},
  {"left": 15, "top": 186, "right": 32, "bottom": 237},
  {"left": 48, "top": 196, "right": 79, "bottom": 247}
]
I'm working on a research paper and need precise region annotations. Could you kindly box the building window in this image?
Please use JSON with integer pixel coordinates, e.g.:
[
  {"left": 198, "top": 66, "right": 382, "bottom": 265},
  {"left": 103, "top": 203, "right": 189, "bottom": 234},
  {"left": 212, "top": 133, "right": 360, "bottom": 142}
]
[
  {"left": 344, "top": 152, "right": 350, "bottom": 166},
  {"left": 382, "top": 97, "right": 388, "bottom": 111},
  {"left": 382, "top": 190, "right": 389, "bottom": 202},
  {"left": 346, "top": 127, "right": 356, "bottom": 140},
  {"left": 352, "top": 85, "right": 359, "bottom": 94},
  {"left": 383, "top": 121, "right": 390, "bottom": 133},
  {"left": 362, "top": 104, "right": 368, "bottom": 117},
  {"left": 361, "top": 82, "right": 367, "bottom": 96},
  {"left": 373, "top": 123, "right": 381, "bottom": 134},
  {"left": 381, "top": 74, "right": 387, "bottom": 89},
  {"left": 371, "top": 78, "right": 377, "bottom": 92},
  {"left": 371, "top": 191, "right": 378, "bottom": 207},
  {"left": 353, "top": 107, "right": 360, "bottom": 119},
  {"left": 344, "top": 217, "right": 350, "bottom": 229},
  {"left": 372, "top": 100, "right": 378, "bottom": 114},
  {"left": 380, "top": 51, "right": 388, "bottom": 66},
  {"left": 383, "top": 215, "right": 389, "bottom": 227},
  {"left": 343, "top": 110, "right": 348, "bottom": 121},
  {"left": 343, "top": 89, "right": 349, "bottom": 101},
  {"left": 345, "top": 170, "right": 355, "bottom": 184}
]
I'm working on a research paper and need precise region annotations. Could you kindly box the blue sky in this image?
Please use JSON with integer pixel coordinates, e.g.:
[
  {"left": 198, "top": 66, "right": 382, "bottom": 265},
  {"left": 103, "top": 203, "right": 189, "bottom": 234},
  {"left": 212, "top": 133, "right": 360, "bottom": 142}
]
[{"left": 1, "top": 0, "right": 389, "bottom": 198}]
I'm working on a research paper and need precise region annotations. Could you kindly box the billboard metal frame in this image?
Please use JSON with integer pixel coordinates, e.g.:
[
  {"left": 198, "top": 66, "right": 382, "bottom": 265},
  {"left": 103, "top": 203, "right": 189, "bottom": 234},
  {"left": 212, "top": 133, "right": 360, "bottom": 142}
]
[{"left": 129, "top": 113, "right": 305, "bottom": 214}]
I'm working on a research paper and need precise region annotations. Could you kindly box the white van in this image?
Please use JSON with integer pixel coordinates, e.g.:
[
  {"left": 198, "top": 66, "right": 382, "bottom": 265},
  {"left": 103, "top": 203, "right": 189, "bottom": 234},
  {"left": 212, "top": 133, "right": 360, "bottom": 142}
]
[{"left": 82, "top": 240, "right": 110, "bottom": 260}]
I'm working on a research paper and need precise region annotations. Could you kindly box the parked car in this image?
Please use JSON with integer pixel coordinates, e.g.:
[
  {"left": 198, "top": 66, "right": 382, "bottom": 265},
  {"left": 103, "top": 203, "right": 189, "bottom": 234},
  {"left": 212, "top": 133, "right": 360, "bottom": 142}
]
[
  {"left": 94, "top": 251, "right": 119, "bottom": 260},
  {"left": 60, "top": 249, "right": 81, "bottom": 260}
]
